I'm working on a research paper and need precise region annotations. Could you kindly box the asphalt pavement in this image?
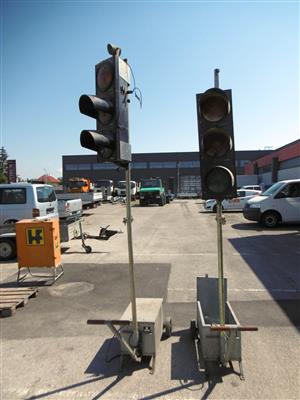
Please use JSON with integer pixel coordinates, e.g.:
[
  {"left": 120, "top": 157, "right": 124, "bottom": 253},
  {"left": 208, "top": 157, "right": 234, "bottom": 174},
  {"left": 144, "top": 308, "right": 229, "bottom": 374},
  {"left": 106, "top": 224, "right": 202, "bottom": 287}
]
[{"left": 1, "top": 199, "right": 299, "bottom": 399}]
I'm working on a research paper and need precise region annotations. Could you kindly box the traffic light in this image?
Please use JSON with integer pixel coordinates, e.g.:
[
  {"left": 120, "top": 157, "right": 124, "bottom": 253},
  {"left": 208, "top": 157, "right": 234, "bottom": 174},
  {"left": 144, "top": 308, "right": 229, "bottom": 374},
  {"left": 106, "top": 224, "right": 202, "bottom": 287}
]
[
  {"left": 79, "top": 44, "right": 131, "bottom": 166},
  {"left": 196, "top": 88, "right": 237, "bottom": 200}
]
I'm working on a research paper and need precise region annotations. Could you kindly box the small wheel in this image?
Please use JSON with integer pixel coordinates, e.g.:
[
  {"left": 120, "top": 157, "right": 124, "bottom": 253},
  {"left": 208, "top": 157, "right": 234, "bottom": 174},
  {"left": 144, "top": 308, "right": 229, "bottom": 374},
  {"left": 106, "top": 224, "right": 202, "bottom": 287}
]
[
  {"left": 85, "top": 245, "right": 92, "bottom": 254},
  {"left": 190, "top": 319, "right": 198, "bottom": 340},
  {"left": 164, "top": 317, "right": 172, "bottom": 338},
  {"left": 0, "top": 239, "right": 17, "bottom": 261},
  {"left": 261, "top": 211, "right": 280, "bottom": 228}
]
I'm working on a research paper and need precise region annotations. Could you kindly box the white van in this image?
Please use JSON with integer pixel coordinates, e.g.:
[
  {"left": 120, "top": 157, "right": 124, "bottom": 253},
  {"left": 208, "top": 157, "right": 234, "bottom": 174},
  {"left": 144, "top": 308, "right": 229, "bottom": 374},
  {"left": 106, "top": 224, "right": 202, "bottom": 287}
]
[
  {"left": 243, "top": 179, "right": 300, "bottom": 227},
  {"left": 0, "top": 183, "right": 58, "bottom": 224}
]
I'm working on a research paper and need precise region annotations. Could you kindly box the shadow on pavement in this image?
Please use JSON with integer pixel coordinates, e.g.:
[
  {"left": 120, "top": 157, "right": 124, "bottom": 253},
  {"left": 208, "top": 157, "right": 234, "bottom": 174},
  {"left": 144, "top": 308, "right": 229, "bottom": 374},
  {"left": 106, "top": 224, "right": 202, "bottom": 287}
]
[
  {"left": 232, "top": 222, "right": 300, "bottom": 232},
  {"left": 229, "top": 232, "right": 300, "bottom": 328}
]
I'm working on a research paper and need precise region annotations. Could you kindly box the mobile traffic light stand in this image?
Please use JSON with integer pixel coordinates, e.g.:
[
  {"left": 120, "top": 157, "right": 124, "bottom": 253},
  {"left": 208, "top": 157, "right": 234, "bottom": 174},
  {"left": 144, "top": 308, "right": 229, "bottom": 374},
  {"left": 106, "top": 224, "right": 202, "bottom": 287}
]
[
  {"left": 84, "top": 44, "right": 172, "bottom": 373},
  {"left": 192, "top": 69, "right": 257, "bottom": 380}
]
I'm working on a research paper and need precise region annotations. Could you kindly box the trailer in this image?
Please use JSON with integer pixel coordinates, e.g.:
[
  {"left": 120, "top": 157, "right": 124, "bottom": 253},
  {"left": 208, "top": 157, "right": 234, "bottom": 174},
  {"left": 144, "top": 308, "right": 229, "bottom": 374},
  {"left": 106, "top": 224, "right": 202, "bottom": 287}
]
[{"left": 56, "top": 192, "right": 102, "bottom": 209}]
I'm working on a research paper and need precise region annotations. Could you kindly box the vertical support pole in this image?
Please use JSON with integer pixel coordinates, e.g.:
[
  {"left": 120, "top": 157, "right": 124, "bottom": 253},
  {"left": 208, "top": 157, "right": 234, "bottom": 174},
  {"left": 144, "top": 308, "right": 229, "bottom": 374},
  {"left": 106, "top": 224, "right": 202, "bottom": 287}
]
[
  {"left": 214, "top": 68, "right": 220, "bottom": 89},
  {"left": 214, "top": 69, "right": 226, "bottom": 360},
  {"left": 216, "top": 200, "right": 225, "bottom": 326},
  {"left": 125, "top": 164, "right": 139, "bottom": 346}
]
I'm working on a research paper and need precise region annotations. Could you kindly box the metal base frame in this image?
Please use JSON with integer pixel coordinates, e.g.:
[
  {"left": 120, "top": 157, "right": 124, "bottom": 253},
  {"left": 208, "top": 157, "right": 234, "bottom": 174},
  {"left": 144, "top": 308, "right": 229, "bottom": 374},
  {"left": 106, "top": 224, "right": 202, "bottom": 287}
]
[{"left": 17, "top": 264, "right": 64, "bottom": 285}]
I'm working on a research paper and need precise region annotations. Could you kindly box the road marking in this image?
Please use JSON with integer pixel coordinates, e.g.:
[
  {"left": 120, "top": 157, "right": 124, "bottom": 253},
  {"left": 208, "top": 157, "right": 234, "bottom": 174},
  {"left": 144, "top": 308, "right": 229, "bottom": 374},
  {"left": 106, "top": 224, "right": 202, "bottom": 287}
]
[{"left": 168, "top": 288, "right": 300, "bottom": 293}]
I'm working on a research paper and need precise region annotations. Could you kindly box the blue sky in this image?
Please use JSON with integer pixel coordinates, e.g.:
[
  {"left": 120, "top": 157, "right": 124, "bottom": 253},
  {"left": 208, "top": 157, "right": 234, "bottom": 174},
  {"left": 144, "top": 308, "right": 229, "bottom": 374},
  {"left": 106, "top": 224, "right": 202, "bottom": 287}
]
[{"left": 1, "top": 0, "right": 299, "bottom": 179}]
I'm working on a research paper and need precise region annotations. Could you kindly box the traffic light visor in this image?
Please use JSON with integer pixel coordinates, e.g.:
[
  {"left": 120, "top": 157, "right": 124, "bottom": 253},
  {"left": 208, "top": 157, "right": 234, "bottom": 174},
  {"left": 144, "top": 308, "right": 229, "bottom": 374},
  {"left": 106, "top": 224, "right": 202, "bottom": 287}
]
[
  {"left": 205, "top": 166, "right": 235, "bottom": 194},
  {"left": 203, "top": 128, "right": 232, "bottom": 157},
  {"left": 97, "top": 62, "right": 114, "bottom": 91},
  {"left": 200, "top": 89, "right": 230, "bottom": 122}
]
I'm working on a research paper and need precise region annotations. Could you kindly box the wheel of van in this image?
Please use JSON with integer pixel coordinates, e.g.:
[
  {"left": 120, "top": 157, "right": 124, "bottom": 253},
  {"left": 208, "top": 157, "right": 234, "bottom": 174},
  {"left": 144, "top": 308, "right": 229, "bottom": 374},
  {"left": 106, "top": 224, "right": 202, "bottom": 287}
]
[
  {"left": 261, "top": 211, "right": 280, "bottom": 228},
  {"left": 0, "top": 239, "right": 17, "bottom": 261}
]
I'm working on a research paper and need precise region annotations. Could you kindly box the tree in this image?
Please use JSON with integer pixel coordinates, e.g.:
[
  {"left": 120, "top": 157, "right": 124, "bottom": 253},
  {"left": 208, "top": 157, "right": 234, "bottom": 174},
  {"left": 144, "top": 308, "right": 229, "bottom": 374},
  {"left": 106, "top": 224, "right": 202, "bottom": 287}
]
[{"left": 0, "top": 146, "right": 9, "bottom": 183}]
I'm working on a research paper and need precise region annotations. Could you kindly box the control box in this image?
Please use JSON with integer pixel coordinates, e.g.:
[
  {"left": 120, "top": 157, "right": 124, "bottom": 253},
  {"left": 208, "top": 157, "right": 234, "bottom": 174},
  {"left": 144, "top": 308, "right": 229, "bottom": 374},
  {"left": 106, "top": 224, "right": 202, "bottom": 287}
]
[
  {"left": 16, "top": 219, "right": 61, "bottom": 268},
  {"left": 120, "top": 298, "right": 163, "bottom": 356}
]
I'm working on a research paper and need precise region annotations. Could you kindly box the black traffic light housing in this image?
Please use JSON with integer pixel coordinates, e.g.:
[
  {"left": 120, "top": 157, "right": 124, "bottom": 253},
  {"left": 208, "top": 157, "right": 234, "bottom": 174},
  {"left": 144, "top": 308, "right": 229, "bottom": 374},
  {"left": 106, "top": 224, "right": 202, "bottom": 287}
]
[
  {"left": 196, "top": 87, "right": 237, "bottom": 200},
  {"left": 79, "top": 44, "right": 131, "bottom": 166}
]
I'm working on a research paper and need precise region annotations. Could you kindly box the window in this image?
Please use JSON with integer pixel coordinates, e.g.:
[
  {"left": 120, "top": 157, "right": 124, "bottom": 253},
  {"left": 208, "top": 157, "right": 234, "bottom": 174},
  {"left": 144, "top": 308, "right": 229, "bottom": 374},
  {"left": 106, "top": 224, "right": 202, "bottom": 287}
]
[
  {"left": 0, "top": 188, "right": 26, "bottom": 204},
  {"left": 149, "top": 162, "right": 164, "bottom": 168},
  {"left": 93, "top": 163, "right": 118, "bottom": 170},
  {"left": 178, "top": 161, "right": 200, "bottom": 168},
  {"left": 277, "top": 183, "right": 300, "bottom": 199},
  {"left": 77, "top": 164, "right": 91, "bottom": 170},
  {"left": 65, "top": 164, "right": 78, "bottom": 171},
  {"left": 132, "top": 162, "right": 147, "bottom": 169},
  {"left": 37, "top": 186, "right": 56, "bottom": 203}
]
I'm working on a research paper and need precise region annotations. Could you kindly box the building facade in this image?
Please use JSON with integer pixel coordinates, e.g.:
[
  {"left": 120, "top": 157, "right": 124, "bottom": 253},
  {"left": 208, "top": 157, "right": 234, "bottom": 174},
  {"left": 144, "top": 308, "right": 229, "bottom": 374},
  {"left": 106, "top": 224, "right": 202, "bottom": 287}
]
[
  {"left": 63, "top": 150, "right": 272, "bottom": 194},
  {"left": 244, "top": 139, "right": 300, "bottom": 187}
]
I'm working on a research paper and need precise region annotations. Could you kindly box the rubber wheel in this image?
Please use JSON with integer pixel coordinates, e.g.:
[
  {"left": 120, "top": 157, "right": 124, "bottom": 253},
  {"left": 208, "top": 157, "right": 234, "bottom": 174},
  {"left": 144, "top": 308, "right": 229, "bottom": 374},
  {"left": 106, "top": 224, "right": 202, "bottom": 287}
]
[
  {"left": 0, "top": 239, "right": 17, "bottom": 261},
  {"left": 190, "top": 319, "right": 198, "bottom": 340},
  {"left": 261, "top": 211, "right": 280, "bottom": 228},
  {"left": 85, "top": 245, "right": 92, "bottom": 254},
  {"left": 164, "top": 317, "right": 172, "bottom": 338}
]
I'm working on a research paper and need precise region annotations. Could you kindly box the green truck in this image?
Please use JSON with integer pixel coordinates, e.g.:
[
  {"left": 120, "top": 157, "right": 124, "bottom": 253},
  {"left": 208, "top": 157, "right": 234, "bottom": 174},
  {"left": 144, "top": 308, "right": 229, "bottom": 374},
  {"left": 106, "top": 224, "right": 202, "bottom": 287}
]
[{"left": 139, "top": 178, "right": 168, "bottom": 206}]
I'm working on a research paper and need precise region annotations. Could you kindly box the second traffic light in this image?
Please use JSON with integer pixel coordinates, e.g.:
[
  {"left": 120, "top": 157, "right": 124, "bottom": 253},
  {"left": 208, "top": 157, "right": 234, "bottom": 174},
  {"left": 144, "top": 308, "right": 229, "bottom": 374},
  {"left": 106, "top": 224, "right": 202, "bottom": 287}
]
[
  {"left": 79, "top": 44, "right": 131, "bottom": 166},
  {"left": 196, "top": 87, "right": 237, "bottom": 200}
]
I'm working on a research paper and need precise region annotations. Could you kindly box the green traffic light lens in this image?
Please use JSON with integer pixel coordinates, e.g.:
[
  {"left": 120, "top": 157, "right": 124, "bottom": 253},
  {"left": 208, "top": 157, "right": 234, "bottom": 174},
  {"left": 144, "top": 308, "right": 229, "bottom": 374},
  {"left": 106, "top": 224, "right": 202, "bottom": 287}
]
[
  {"left": 205, "top": 166, "right": 234, "bottom": 194},
  {"left": 97, "top": 62, "right": 114, "bottom": 91},
  {"left": 200, "top": 89, "right": 230, "bottom": 122},
  {"left": 203, "top": 129, "right": 232, "bottom": 157}
]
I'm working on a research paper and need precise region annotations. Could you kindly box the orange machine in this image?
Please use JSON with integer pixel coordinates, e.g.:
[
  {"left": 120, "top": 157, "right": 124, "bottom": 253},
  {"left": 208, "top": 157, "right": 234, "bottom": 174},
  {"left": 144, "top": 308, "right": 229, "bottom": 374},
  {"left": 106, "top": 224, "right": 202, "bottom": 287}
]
[
  {"left": 15, "top": 219, "right": 63, "bottom": 282},
  {"left": 67, "top": 178, "right": 93, "bottom": 193}
]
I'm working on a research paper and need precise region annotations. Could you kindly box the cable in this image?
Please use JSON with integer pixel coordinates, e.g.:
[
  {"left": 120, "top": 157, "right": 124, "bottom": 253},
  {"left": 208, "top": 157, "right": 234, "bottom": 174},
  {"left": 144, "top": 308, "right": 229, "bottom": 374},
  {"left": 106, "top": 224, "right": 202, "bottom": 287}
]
[{"left": 126, "top": 62, "right": 143, "bottom": 109}]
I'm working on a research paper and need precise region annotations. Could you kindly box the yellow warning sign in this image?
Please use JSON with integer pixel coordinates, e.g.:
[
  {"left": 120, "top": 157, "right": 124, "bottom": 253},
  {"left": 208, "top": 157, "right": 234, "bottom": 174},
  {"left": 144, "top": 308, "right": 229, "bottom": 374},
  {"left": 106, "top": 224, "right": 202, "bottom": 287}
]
[{"left": 26, "top": 228, "right": 45, "bottom": 245}]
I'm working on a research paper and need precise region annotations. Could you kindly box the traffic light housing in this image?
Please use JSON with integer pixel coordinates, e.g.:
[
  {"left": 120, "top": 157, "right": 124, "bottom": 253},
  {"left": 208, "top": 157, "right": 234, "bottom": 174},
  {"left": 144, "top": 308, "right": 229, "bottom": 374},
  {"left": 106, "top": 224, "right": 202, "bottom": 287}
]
[
  {"left": 79, "top": 44, "right": 131, "bottom": 166},
  {"left": 196, "top": 88, "right": 237, "bottom": 200}
]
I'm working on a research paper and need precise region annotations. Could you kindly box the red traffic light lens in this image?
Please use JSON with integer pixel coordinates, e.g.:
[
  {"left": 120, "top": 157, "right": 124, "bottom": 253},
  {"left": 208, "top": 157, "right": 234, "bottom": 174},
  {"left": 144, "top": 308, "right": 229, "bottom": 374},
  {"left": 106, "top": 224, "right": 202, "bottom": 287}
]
[
  {"left": 200, "top": 89, "right": 230, "bottom": 122},
  {"left": 205, "top": 166, "right": 235, "bottom": 194},
  {"left": 203, "top": 128, "right": 232, "bottom": 157},
  {"left": 97, "top": 62, "right": 114, "bottom": 91}
]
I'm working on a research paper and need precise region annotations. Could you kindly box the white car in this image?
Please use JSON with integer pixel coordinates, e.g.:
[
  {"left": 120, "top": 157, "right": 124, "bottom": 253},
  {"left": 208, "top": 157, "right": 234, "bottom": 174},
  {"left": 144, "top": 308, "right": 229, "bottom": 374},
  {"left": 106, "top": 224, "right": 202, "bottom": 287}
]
[
  {"left": 241, "top": 185, "right": 263, "bottom": 191},
  {"left": 204, "top": 189, "right": 261, "bottom": 212},
  {"left": 243, "top": 179, "right": 300, "bottom": 227}
]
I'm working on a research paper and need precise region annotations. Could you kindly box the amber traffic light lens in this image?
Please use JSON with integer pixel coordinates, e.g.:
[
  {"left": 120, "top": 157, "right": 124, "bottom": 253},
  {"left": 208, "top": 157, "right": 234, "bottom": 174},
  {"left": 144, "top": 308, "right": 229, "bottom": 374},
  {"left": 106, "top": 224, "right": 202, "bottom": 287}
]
[
  {"left": 97, "top": 63, "right": 114, "bottom": 91},
  {"left": 200, "top": 89, "right": 230, "bottom": 122},
  {"left": 203, "top": 129, "right": 232, "bottom": 157},
  {"left": 205, "top": 166, "right": 235, "bottom": 194}
]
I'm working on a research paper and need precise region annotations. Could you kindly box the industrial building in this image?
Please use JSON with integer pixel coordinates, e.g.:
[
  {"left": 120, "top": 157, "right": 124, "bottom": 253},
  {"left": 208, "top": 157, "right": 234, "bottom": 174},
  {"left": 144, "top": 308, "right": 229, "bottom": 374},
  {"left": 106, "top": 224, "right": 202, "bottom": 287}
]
[
  {"left": 244, "top": 139, "right": 300, "bottom": 187},
  {"left": 62, "top": 149, "right": 272, "bottom": 195}
]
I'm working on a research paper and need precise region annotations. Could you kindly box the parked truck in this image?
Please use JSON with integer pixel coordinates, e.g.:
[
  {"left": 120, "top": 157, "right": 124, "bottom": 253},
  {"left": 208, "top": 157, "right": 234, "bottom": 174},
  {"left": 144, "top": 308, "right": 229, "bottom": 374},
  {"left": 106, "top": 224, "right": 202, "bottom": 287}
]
[
  {"left": 58, "top": 178, "right": 102, "bottom": 208},
  {"left": 94, "top": 179, "right": 114, "bottom": 201},
  {"left": 115, "top": 180, "right": 139, "bottom": 200},
  {"left": 67, "top": 178, "right": 94, "bottom": 193},
  {"left": 139, "top": 178, "right": 167, "bottom": 206}
]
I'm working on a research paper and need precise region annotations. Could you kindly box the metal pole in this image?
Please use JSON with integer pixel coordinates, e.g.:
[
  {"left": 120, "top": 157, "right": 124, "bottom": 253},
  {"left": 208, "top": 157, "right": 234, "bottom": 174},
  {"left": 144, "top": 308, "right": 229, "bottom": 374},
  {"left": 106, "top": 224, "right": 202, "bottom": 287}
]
[
  {"left": 216, "top": 200, "right": 225, "bottom": 326},
  {"left": 213, "top": 68, "right": 226, "bottom": 327},
  {"left": 125, "top": 164, "right": 139, "bottom": 346},
  {"left": 214, "top": 68, "right": 220, "bottom": 89}
]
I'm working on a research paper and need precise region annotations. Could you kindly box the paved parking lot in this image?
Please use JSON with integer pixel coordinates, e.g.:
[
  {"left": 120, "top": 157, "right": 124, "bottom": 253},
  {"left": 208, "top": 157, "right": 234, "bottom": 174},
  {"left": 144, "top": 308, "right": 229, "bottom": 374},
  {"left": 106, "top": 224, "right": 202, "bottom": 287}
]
[{"left": 1, "top": 199, "right": 300, "bottom": 399}]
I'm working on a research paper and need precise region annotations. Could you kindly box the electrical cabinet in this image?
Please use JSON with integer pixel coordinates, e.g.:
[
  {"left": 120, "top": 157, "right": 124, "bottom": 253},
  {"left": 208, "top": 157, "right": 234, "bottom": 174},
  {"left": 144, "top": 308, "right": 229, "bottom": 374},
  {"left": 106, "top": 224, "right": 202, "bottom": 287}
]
[
  {"left": 120, "top": 298, "right": 163, "bottom": 357},
  {"left": 16, "top": 219, "right": 61, "bottom": 268}
]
